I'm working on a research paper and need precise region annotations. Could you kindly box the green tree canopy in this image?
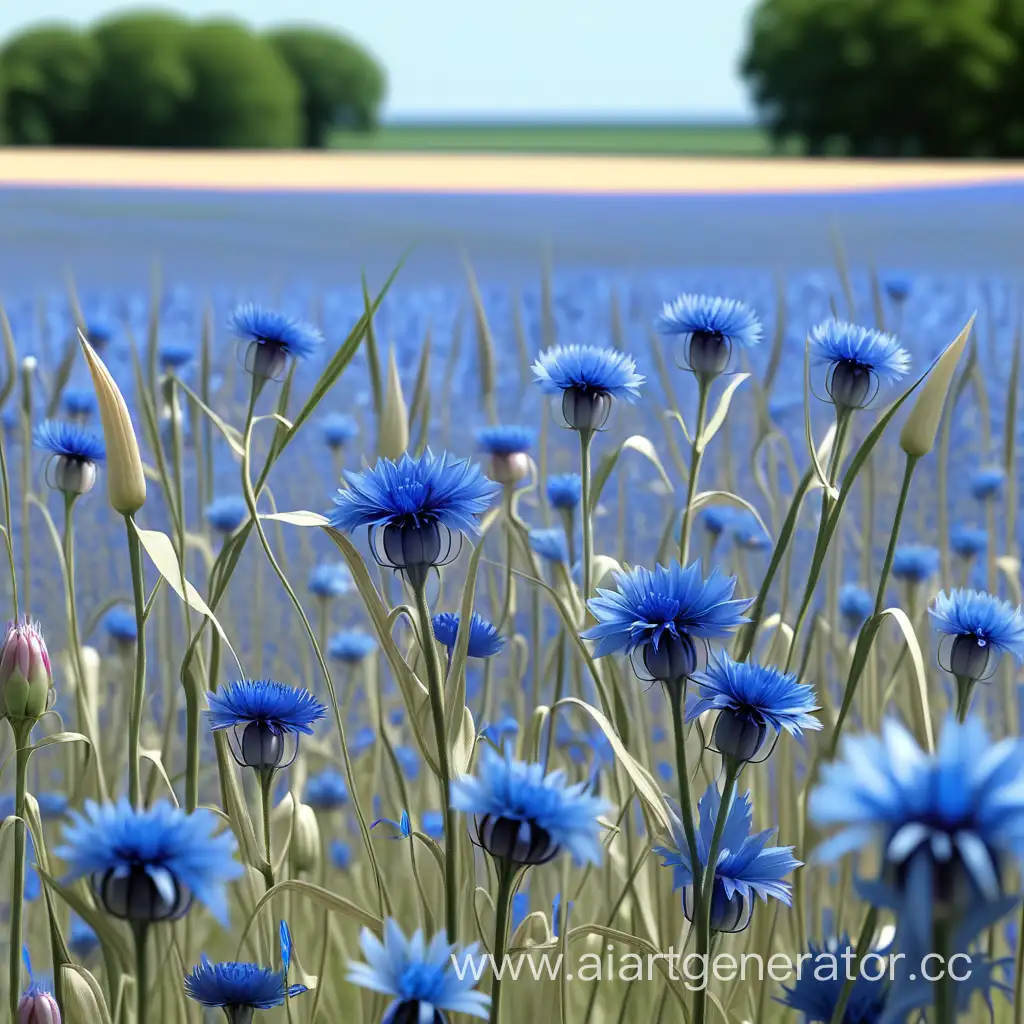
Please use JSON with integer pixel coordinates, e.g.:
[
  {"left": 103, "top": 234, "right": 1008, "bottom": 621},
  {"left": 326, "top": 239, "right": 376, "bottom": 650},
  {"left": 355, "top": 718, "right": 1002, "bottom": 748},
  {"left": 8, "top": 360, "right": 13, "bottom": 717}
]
[
  {"left": 1, "top": 24, "right": 100, "bottom": 145},
  {"left": 742, "top": 0, "right": 1016, "bottom": 157},
  {"left": 268, "top": 26, "right": 387, "bottom": 147}
]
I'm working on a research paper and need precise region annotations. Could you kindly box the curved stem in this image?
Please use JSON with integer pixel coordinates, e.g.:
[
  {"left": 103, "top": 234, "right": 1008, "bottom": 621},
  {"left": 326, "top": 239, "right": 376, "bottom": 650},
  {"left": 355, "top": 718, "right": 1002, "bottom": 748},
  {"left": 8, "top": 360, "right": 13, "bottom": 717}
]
[
  {"left": 125, "top": 514, "right": 148, "bottom": 808},
  {"left": 487, "top": 860, "right": 517, "bottom": 1024},
  {"left": 579, "top": 429, "right": 594, "bottom": 605},
  {"left": 259, "top": 768, "right": 276, "bottom": 890},
  {"left": 8, "top": 731, "right": 30, "bottom": 1018},
  {"left": 679, "top": 380, "right": 710, "bottom": 565},
  {"left": 414, "top": 582, "right": 459, "bottom": 941}
]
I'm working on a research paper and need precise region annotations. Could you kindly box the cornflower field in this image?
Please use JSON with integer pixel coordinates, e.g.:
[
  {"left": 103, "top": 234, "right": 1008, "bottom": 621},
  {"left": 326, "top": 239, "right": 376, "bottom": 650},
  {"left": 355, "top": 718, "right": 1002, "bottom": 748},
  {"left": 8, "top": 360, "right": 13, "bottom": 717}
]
[{"left": 1, "top": 188, "right": 1023, "bottom": 1024}]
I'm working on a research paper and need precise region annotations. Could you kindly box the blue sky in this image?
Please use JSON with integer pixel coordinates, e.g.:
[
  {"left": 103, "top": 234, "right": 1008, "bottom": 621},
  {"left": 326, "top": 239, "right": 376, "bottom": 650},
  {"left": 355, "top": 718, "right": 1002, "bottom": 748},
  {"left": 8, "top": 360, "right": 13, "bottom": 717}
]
[{"left": 0, "top": 0, "right": 759, "bottom": 119}]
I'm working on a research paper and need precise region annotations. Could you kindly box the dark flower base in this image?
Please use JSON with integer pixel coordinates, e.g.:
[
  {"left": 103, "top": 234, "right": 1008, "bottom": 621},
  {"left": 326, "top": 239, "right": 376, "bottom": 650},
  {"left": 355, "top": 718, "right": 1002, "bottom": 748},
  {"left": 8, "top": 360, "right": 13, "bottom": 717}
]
[{"left": 475, "top": 814, "right": 560, "bottom": 865}]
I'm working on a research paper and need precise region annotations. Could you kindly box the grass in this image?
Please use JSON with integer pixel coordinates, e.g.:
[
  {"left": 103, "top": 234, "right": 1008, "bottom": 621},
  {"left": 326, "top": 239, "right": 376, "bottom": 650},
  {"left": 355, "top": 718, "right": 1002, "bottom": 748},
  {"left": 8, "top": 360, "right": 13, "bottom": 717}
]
[{"left": 329, "top": 120, "right": 795, "bottom": 157}]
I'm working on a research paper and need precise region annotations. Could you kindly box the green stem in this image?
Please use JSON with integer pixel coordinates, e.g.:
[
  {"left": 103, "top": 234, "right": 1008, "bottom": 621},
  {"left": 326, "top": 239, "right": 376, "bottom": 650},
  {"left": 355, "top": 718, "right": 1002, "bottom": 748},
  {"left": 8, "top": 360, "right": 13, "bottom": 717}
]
[
  {"left": 414, "top": 582, "right": 459, "bottom": 941},
  {"left": 679, "top": 380, "right": 710, "bottom": 565},
  {"left": 260, "top": 768, "right": 276, "bottom": 890},
  {"left": 933, "top": 920, "right": 955, "bottom": 1024},
  {"left": 133, "top": 923, "right": 149, "bottom": 1024},
  {"left": 0, "top": 431, "right": 19, "bottom": 619},
  {"left": 8, "top": 730, "right": 30, "bottom": 1018},
  {"left": 955, "top": 675, "right": 975, "bottom": 723},
  {"left": 579, "top": 428, "right": 594, "bottom": 603},
  {"left": 668, "top": 685, "right": 703, "bottom": 934},
  {"left": 827, "top": 905, "right": 878, "bottom": 1024},
  {"left": 488, "top": 860, "right": 517, "bottom": 1024},
  {"left": 125, "top": 514, "right": 148, "bottom": 808},
  {"left": 692, "top": 763, "right": 740, "bottom": 1024}
]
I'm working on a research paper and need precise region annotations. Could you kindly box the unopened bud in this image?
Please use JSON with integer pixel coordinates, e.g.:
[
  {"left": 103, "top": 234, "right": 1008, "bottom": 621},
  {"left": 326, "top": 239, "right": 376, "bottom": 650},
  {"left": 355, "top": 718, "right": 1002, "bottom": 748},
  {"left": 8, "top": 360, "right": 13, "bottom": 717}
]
[
  {"left": 291, "top": 802, "right": 321, "bottom": 874},
  {"left": 1, "top": 620, "right": 53, "bottom": 726},
  {"left": 18, "top": 986, "right": 60, "bottom": 1024},
  {"left": 61, "top": 966, "right": 108, "bottom": 1024},
  {"left": 490, "top": 453, "right": 531, "bottom": 486}
]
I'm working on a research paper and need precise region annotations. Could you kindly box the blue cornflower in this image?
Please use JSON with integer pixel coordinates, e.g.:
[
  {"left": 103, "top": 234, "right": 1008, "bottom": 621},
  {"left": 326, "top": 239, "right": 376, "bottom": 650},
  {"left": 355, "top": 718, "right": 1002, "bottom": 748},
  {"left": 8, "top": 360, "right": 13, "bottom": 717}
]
[
  {"left": 655, "top": 784, "right": 800, "bottom": 932},
  {"left": 432, "top": 612, "right": 505, "bottom": 660},
  {"left": 159, "top": 341, "right": 194, "bottom": 371},
  {"left": 308, "top": 562, "right": 352, "bottom": 600},
  {"left": 839, "top": 583, "right": 874, "bottom": 632},
  {"left": 103, "top": 607, "right": 138, "bottom": 645},
  {"left": 481, "top": 715, "right": 519, "bottom": 748},
  {"left": 529, "top": 528, "right": 570, "bottom": 565},
  {"left": 395, "top": 746, "right": 421, "bottom": 780},
  {"left": 809, "top": 320, "right": 910, "bottom": 409},
  {"left": 69, "top": 915, "right": 99, "bottom": 958},
  {"left": 891, "top": 545, "right": 940, "bottom": 585},
  {"left": 729, "top": 511, "right": 772, "bottom": 551},
  {"left": 330, "top": 450, "right": 498, "bottom": 584},
  {"left": 701, "top": 506, "right": 734, "bottom": 537},
  {"left": 322, "top": 412, "right": 359, "bottom": 450},
  {"left": 546, "top": 473, "right": 582, "bottom": 511},
  {"left": 930, "top": 589, "right": 1024, "bottom": 685},
  {"left": 950, "top": 526, "right": 987, "bottom": 560},
  {"left": 206, "top": 679, "right": 327, "bottom": 772},
  {"left": 61, "top": 387, "right": 97, "bottom": 419},
  {"left": 34, "top": 420, "right": 105, "bottom": 463},
  {"left": 450, "top": 744, "right": 609, "bottom": 866},
  {"left": 350, "top": 726, "right": 376, "bottom": 757},
  {"left": 778, "top": 937, "right": 889, "bottom": 1023},
  {"left": 56, "top": 798, "right": 243, "bottom": 924},
  {"left": 582, "top": 561, "right": 750, "bottom": 685},
  {"left": 85, "top": 320, "right": 113, "bottom": 347},
  {"left": 330, "top": 840, "right": 352, "bottom": 870},
  {"left": 229, "top": 304, "right": 323, "bottom": 378},
  {"left": 372, "top": 810, "right": 412, "bottom": 839},
  {"left": 185, "top": 922, "right": 306, "bottom": 1017},
  {"left": 36, "top": 792, "right": 68, "bottom": 820},
  {"left": 884, "top": 275, "right": 911, "bottom": 303},
  {"left": 422, "top": 810, "right": 444, "bottom": 840},
  {"left": 686, "top": 653, "right": 821, "bottom": 763},
  {"left": 303, "top": 769, "right": 349, "bottom": 811},
  {"left": 476, "top": 425, "right": 536, "bottom": 456},
  {"left": 970, "top": 466, "right": 1005, "bottom": 501},
  {"left": 512, "top": 892, "right": 530, "bottom": 931},
  {"left": 656, "top": 293, "right": 762, "bottom": 378},
  {"left": 347, "top": 920, "right": 490, "bottom": 1022},
  {"left": 532, "top": 344, "right": 644, "bottom": 431},
  {"left": 328, "top": 630, "right": 376, "bottom": 663},
  {"left": 205, "top": 495, "right": 249, "bottom": 535},
  {"left": 810, "top": 717, "right": 1024, "bottom": 950}
]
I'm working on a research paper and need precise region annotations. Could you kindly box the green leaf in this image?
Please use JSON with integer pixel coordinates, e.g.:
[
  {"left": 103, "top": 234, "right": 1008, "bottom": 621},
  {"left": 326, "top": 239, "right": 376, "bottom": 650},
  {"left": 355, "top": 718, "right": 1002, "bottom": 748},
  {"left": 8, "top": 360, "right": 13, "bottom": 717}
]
[
  {"left": 173, "top": 377, "right": 245, "bottom": 456},
  {"left": 261, "top": 510, "right": 330, "bottom": 528},
  {"left": 591, "top": 435, "right": 673, "bottom": 508},
  {"left": 879, "top": 607, "right": 934, "bottom": 752},
  {"left": 804, "top": 336, "right": 838, "bottom": 500},
  {"left": 697, "top": 373, "right": 750, "bottom": 454},
  {"left": 0, "top": 305, "right": 17, "bottom": 408}
]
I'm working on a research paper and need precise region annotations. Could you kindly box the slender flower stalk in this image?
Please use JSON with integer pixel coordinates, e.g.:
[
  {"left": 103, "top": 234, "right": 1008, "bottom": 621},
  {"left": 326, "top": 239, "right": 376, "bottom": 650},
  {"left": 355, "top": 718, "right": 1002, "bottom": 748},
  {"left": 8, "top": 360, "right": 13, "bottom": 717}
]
[
  {"left": 579, "top": 426, "right": 595, "bottom": 603},
  {"left": 125, "top": 516, "right": 148, "bottom": 808},
  {"left": 679, "top": 379, "right": 710, "bottom": 564},
  {"left": 488, "top": 860, "right": 517, "bottom": 1024},
  {"left": 8, "top": 722, "right": 31, "bottom": 1019}
]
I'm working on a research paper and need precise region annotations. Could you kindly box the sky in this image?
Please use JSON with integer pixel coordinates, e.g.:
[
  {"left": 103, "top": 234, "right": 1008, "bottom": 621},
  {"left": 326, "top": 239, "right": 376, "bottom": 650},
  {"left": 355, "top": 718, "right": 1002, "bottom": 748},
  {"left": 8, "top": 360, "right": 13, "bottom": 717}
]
[{"left": 0, "top": 0, "right": 759, "bottom": 119}]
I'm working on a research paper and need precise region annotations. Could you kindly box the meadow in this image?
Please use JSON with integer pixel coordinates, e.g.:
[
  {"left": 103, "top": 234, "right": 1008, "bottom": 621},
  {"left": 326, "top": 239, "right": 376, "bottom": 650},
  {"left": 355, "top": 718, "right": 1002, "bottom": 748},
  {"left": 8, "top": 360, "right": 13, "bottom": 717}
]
[{"left": 0, "top": 181, "right": 1022, "bottom": 1024}]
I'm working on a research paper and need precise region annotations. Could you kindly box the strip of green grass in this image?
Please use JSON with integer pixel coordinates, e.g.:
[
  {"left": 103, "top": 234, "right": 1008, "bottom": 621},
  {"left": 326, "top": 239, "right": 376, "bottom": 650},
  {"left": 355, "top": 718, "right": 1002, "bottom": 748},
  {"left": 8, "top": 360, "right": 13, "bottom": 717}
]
[{"left": 330, "top": 121, "right": 797, "bottom": 157}]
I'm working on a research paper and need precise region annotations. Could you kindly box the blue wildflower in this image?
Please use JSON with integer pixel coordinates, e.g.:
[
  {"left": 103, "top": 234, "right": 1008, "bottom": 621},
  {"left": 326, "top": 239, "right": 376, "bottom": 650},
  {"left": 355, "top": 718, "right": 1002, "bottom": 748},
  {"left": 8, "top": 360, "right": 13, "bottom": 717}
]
[
  {"left": 884, "top": 275, "right": 911, "bottom": 303},
  {"left": 891, "top": 545, "right": 940, "bottom": 585},
  {"left": 810, "top": 717, "right": 1024, "bottom": 951},
  {"left": 701, "top": 506, "right": 734, "bottom": 537},
  {"left": 476, "top": 425, "right": 536, "bottom": 456},
  {"left": 206, "top": 679, "right": 327, "bottom": 771},
  {"left": 34, "top": 420, "right": 105, "bottom": 463},
  {"left": 69, "top": 915, "right": 99, "bottom": 958},
  {"left": 371, "top": 810, "right": 412, "bottom": 839},
  {"left": 229, "top": 304, "right": 323, "bottom": 378},
  {"left": 532, "top": 344, "right": 643, "bottom": 430},
  {"left": 330, "top": 450, "right": 499, "bottom": 585},
  {"left": 729, "top": 511, "right": 772, "bottom": 551},
  {"left": 329, "top": 840, "right": 352, "bottom": 870},
  {"left": 930, "top": 589, "right": 1024, "bottom": 687},
  {"left": 552, "top": 892, "right": 573, "bottom": 938},
  {"left": 512, "top": 892, "right": 530, "bottom": 932},
  {"left": 103, "top": 607, "right": 137, "bottom": 645},
  {"left": 36, "top": 792, "right": 68, "bottom": 820},
  {"left": 655, "top": 784, "right": 800, "bottom": 932},
  {"left": 482, "top": 715, "right": 519, "bottom": 748},
  {"left": 394, "top": 746, "right": 421, "bottom": 781},
  {"left": 546, "top": 473, "right": 582, "bottom": 511},
  {"left": 308, "top": 562, "right": 352, "bottom": 600},
  {"left": 303, "top": 769, "right": 349, "bottom": 811},
  {"left": 347, "top": 920, "right": 490, "bottom": 1022},
  {"left": 422, "top": 811, "right": 444, "bottom": 840},
  {"left": 809, "top": 320, "right": 910, "bottom": 409},
  {"left": 529, "top": 528, "right": 569, "bottom": 564},
  {"left": 159, "top": 341, "right": 194, "bottom": 371},
  {"left": 950, "top": 526, "right": 987, "bottom": 560},
  {"left": 204, "top": 495, "right": 248, "bottom": 535},
  {"left": 322, "top": 412, "right": 359, "bottom": 450},
  {"left": 839, "top": 583, "right": 874, "bottom": 632},
  {"left": 686, "top": 653, "right": 821, "bottom": 763},
  {"left": 970, "top": 466, "right": 1005, "bottom": 501},
  {"left": 583, "top": 561, "right": 750, "bottom": 685},
  {"left": 61, "top": 387, "right": 97, "bottom": 419},
  {"left": 432, "top": 612, "right": 505, "bottom": 659},
  {"left": 328, "top": 630, "right": 376, "bottom": 663},
  {"left": 656, "top": 293, "right": 762, "bottom": 378},
  {"left": 450, "top": 744, "right": 609, "bottom": 866},
  {"left": 350, "top": 726, "right": 376, "bottom": 757},
  {"left": 56, "top": 798, "right": 243, "bottom": 924}
]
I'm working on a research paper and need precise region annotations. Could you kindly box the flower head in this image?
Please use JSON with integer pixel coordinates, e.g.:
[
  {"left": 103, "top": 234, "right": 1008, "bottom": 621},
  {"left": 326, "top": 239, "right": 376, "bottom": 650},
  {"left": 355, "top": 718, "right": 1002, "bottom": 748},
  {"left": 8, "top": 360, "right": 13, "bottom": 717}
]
[
  {"left": 308, "top": 562, "right": 352, "bottom": 600},
  {"left": 810, "top": 717, "right": 1024, "bottom": 949},
  {"left": 809, "top": 320, "right": 910, "bottom": 409},
  {"left": 17, "top": 972, "right": 59, "bottom": 1024},
  {"left": 777, "top": 937, "right": 889, "bottom": 1023},
  {"left": 529, "top": 528, "right": 570, "bottom": 565},
  {"left": 328, "top": 631, "right": 376, "bottom": 663},
  {"left": 476, "top": 425, "right": 535, "bottom": 456},
  {"left": 347, "top": 920, "right": 490, "bottom": 1022},
  {"left": 229, "top": 304, "right": 324, "bottom": 379},
  {"left": 158, "top": 341, "right": 194, "bottom": 371},
  {"left": 546, "top": 473, "right": 582, "bottom": 511},
  {"left": 656, "top": 294, "right": 762, "bottom": 378},
  {"left": 729, "top": 511, "right": 772, "bottom": 551},
  {"left": 432, "top": 612, "right": 505, "bottom": 659},
  {"left": 303, "top": 769, "right": 349, "bottom": 811},
  {"left": 451, "top": 745, "right": 609, "bottom": 866},
  {"left": 884, "top": 275, "right": 911, "bottom": 303},
  {"left": 687, "top": 653, "right": 821, "bottom": 762},
  {"left": 655, "top": 784, "right": 800, "bottom": 932},
  {"left": 321, "top": 412, "right": 359, "bottom": 450},
  {"left": 204, "top": 495, "right": 248, "bottom": 536},
  {"left": 532, "top": 345, "right": 643, "bottom": 430},
  {"left": 56, "top": 799, "right": 242, "bottom": 924},
  {"left": 68, "top": 915, "right": 98, "bottom": 959},
  {"left": 891, "top": 545, "right": 940, "bottom": 585},
  {"left": 1, "top": 619, "right": 53, "bottom": 726},
  {"left": 701, "top": 506, "right": 734, "bottom": 537},
  {"left": 950, "top": 526, "right": 987, "bottom": 560},
  {"left": 970, "top": 466, "right": 1005, "bottom": 501},
  {"left": 34, "top": 420, "right": 105, "bottom": 495},
  {"left": 929, "top": 589, "right": 1024, "bottom": 681},
  {"left": 61, "top": 387, "right": 97, "bottom": 419},
  {"left": 103, "top": 607, "right": 138, "bottom": 645},
  {"left": 583, "top": 561, "right": 750, "bottom": 684},
  {"left": 839, "top": 583, "right": 874, "bottom": 632}
]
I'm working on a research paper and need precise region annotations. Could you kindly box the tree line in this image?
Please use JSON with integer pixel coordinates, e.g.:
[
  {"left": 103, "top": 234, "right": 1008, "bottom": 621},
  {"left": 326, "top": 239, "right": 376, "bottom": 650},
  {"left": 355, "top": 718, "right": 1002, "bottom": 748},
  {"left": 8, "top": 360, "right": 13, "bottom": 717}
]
[{"left": 0, "top": 11, "right": 386, "bottom": 147}]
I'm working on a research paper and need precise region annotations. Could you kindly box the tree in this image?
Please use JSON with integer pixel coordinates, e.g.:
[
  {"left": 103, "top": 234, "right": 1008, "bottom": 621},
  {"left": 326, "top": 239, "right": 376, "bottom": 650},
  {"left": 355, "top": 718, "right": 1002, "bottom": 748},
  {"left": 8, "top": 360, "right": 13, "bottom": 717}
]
[
  {"left": 174, "top": 20, "right": 302, "bottom": 148},
  {"left": 742, "top": 0, "right": 1015, "bottom": 157},
  {"left": 1, "top": 25, "right": 99, "bottom": 145},
  {"left": 88, "top": 11, "right": 194, "bottom": 147},
  {"left": 268, "top": 26, "right": 386, "bottom": 147}
]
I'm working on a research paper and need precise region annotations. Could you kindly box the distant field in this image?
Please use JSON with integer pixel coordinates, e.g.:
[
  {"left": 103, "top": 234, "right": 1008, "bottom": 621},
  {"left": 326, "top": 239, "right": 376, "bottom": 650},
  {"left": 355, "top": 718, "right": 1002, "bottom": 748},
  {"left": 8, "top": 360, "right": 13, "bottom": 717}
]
[{"left": 330, "top": 121, "right": 793, "bottom": 156}]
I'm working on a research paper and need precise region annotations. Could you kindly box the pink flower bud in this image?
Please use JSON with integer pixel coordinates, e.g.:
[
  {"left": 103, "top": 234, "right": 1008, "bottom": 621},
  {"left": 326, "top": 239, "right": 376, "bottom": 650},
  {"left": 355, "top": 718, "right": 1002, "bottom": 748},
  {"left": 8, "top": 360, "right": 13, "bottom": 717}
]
[
  {"left": 17, "top": 987, "right": 60, "bottom": 1024},
  {"left": 1, "top": 620, "right": 53, "bottom": 726}
]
